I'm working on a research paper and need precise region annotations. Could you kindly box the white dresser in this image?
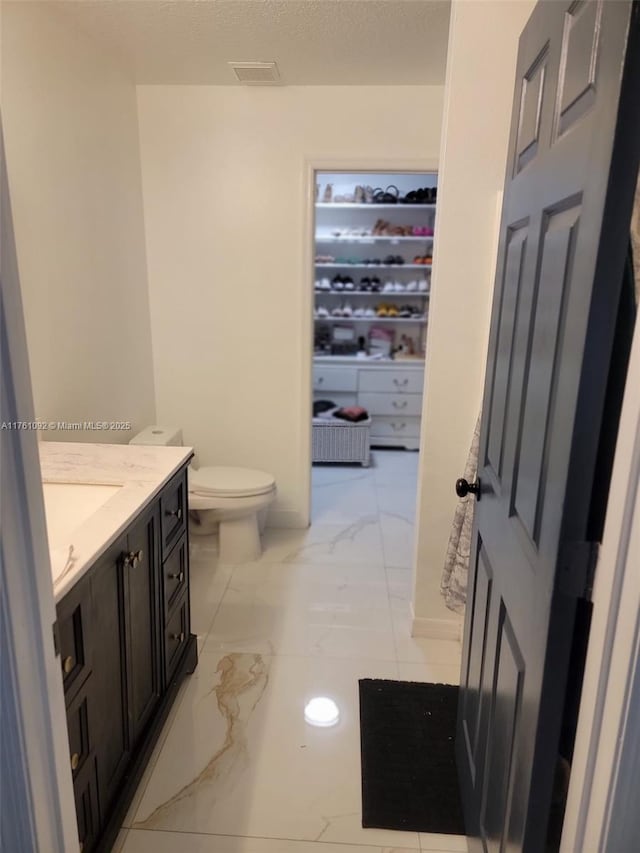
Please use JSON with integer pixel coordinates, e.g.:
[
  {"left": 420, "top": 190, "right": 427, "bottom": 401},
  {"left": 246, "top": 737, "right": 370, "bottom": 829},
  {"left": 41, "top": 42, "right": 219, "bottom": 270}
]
[{"left": 313, "top": 357, "right": 424, "bottom": 450}]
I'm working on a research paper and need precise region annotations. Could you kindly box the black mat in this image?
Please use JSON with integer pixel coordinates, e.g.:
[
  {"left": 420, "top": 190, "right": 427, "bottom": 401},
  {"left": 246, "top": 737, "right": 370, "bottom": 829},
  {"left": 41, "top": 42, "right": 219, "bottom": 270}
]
[{"left": 359, "top": 679, "right": 465, "bottom": 835}]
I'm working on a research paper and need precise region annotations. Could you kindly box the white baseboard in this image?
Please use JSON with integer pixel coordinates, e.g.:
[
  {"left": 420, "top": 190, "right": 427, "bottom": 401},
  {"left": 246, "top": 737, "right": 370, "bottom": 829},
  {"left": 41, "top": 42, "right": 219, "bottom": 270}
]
[
  {"left": 267, "top": 509, "right": 309, "bottom": 529},
  {"left": 411, "top": 604, "right": 463, "bottom": 642}
]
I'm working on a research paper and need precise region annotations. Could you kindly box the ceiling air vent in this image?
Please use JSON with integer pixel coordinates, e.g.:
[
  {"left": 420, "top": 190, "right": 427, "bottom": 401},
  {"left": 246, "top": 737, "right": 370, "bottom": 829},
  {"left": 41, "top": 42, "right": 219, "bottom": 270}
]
[{"left": 228, "top": 61, "right": 280, "bottom": 85}]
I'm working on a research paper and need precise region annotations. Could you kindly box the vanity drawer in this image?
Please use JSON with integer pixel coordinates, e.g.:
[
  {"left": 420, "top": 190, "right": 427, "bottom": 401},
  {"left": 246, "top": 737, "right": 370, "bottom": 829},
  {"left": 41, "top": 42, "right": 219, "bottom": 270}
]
[
  {"left": 66, "top": 686, "right": 92, "bottom": 781},
  {"left": 160, "top": 470, "right": 187, "bottom": 559},
  {"left": 358, "top": 368, "right": 424, "bottom": 394},
  {"left": 57, "top": 580, "right": 91, "bottom": 700},
  {"left": 358, "top": 392, "right": 423, "bottom": 417},
  {"left": 370, "top": 415, "right": 422, "bottom": 439},
  {"left": 313, "top": 366, "right": 358, "bottom": 392},
  {"left": 163, "top": 534, "right": 188, "bottom": 617},
  {"left": 164, "top": 592, "right": 189, "bottom": 685}
]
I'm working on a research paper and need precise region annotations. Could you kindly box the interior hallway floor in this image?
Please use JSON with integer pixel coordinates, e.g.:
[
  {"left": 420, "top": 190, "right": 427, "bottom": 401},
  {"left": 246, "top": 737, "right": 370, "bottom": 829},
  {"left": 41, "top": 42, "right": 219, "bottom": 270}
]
[{"left": 115, "top": 450, "right": 464, "bottom": 853}]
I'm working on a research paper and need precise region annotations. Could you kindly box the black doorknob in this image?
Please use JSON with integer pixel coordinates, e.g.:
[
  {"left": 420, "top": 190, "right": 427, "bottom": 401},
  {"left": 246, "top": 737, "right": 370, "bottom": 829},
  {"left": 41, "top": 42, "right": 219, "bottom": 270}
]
[{"left": 455, "top": 478, "right": 481, "bottom": 500}]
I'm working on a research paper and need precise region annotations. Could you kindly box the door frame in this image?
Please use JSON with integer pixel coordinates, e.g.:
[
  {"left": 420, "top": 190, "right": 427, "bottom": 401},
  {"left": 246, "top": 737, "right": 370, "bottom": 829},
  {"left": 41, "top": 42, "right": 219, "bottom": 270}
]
[
  {"left": 300, "top": 157, "right": 439, "bottom": 526},
  {"left": 1, "top": 122, "right": 79, "bottom": 850},
  {"left": 561, "top": 295, "right": 640, "bottom": 849}
]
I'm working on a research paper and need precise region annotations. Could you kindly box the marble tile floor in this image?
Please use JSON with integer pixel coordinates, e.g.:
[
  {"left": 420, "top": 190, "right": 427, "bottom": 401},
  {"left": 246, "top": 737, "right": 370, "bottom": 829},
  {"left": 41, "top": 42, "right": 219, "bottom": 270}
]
[{"left": 117, "top": 451, "right": 465, "bottom": 853}]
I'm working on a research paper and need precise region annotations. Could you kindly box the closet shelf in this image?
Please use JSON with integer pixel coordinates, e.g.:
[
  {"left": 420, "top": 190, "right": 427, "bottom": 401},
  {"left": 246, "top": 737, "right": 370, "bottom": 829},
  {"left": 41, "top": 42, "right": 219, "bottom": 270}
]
[
  {"left": 316, "top": 235, "right": 434, "bottom": 243},
  {"left": 315, "top": 263, "right": 430, "bottom": 270},
  {"left": 316, "top": 203, "right": 436, "bottom": 211},
  {"left": 315, "top": 316, "right": 427, "bottom": 325},
  {"left": 315, "top": 290, "right": 429, "bottom": 298}
]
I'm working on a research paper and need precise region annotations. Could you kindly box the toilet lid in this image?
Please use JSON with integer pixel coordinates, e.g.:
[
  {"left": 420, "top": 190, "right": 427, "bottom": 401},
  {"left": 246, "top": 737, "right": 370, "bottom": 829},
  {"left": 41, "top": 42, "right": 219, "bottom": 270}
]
[{"left": 189, "top": 466, "right": 275, "bottom": 498}]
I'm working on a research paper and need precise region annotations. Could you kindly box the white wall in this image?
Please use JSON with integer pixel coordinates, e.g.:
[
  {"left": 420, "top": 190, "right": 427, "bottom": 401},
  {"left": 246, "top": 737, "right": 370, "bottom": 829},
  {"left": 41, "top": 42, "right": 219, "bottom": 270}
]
[
  {"left": 136, "top": 85, "right": 443, "bottom": 525},
  {"left": 412, "top": 0, "right": 536, "bottom": 634},
  {"left": 2, "top": 2, "right": 156, "bottom": 443}
]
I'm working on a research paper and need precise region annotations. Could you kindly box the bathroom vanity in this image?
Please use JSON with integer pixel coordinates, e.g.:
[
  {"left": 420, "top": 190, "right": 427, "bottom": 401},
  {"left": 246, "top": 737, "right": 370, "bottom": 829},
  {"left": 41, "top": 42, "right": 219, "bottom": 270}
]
[{"left": 41, "top": 442, "right": 197, "bottom": 853}]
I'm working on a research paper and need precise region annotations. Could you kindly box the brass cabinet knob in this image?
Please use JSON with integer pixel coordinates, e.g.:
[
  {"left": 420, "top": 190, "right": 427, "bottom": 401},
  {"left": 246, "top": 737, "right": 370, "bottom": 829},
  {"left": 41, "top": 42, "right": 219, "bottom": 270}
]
[
  {"left": 63, "top": 656, "right": 74, "bottom": 674},
  {"left": 170, "top": 632, "right": 185, "bottom": 643},
  {"left": 166, "top": 507, "right": 182, "bottom": 520},
  {"left": 70, "top": 752, "right": 80, "bottom": 771}
]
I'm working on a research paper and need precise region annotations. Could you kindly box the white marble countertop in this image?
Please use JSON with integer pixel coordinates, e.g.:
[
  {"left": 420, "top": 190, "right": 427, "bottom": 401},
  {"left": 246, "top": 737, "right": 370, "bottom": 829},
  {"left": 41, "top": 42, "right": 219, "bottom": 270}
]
[
  {"left": 313, "top": 355, "right": 425, "bottom": 367},
  {"left": 39, "top": 442, "right": 193, "bottom": 603}
]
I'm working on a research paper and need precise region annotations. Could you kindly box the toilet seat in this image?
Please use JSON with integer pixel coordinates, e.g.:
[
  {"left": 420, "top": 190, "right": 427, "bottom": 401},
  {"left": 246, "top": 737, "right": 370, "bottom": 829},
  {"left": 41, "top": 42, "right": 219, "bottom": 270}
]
[{"left": 189, "top": 466, "right": 275, "bottom": 498}]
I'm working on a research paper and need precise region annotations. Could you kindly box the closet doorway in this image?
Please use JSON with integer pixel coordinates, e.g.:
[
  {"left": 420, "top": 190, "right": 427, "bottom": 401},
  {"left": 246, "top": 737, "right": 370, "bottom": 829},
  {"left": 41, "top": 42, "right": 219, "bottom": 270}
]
[{"left": 310, "top": 170, "right": 437, "bottom": 550}]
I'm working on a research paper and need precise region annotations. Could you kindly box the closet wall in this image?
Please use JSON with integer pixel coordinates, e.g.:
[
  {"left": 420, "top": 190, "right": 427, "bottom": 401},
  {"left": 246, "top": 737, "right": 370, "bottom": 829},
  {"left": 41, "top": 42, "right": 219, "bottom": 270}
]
[{"left": 137, "top": 85, "right": 444, "bottom": 526}]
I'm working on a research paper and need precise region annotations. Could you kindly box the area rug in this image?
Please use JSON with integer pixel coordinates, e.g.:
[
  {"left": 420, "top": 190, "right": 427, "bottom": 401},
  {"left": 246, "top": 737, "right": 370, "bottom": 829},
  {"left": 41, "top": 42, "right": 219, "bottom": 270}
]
[{"left": 359, "top": 678, "right": 465, "bottom": 834}]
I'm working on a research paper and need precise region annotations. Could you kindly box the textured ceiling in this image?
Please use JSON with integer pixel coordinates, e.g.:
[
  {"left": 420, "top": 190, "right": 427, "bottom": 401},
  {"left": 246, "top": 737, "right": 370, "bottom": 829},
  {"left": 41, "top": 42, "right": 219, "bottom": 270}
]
[{"left": 49, "top": 0, "right": 451, "bottom": 85}]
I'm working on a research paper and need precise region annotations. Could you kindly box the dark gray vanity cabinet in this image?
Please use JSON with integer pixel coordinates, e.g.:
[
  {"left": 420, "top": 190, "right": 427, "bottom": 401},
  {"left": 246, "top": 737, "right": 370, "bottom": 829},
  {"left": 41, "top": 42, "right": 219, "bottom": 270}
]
[{"left": 55, "top": 464, "right": 197, "bottom": 853}]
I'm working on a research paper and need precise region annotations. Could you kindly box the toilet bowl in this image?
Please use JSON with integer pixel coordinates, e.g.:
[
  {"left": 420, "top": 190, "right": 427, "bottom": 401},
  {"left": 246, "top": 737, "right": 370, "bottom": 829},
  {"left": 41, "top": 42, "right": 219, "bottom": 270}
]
[
  {"left": 188, "top": 466, "right": 276, "bottom": 563},
  {"left": 129, "top": 427, "right": 276, "bottom": 563}
]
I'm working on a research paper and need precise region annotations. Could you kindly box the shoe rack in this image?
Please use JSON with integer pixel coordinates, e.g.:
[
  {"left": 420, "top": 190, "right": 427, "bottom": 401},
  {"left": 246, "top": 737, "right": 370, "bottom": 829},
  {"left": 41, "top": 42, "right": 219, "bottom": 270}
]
[{"left": 314, "top": 171, "right": 436, "bottom": 359}]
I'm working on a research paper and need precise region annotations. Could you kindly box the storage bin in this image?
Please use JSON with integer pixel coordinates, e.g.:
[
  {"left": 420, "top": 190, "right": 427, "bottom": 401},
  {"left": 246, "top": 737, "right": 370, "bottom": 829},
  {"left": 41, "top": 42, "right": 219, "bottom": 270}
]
[{"left": 312, "top": 417, "right": 371, "bottom": 466}]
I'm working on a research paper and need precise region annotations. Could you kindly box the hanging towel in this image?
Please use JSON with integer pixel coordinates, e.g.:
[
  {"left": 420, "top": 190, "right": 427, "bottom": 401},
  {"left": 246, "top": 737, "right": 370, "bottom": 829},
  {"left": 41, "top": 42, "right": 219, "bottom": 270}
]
[{"left": 441, "top": 414, "right": 481, "bottom": 613}]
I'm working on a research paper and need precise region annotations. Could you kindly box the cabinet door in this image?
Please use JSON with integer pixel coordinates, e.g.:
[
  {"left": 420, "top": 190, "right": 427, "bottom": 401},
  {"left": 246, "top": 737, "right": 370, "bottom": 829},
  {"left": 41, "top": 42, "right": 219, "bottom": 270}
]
[
  {"left": 125, "top": 505, "right": 161, "bottom": 746},
  {"left": 90, "top": 539, "right": 129, "bottom": 817}
]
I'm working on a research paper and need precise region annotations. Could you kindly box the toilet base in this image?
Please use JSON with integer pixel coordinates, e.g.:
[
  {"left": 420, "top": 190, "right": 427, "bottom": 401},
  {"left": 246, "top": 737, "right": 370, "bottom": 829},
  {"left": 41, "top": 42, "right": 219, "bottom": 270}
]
[{"left": 219, "top": 513, "right": 262, "bottom": 563}]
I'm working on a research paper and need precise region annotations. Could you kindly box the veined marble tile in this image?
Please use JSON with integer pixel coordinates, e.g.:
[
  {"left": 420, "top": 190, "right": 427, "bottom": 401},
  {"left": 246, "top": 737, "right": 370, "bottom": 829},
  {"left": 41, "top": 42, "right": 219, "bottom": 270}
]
[
  {"left": 375, "top": 482, "right": 418, "bottom": 524},
  {"left": 386, "top": 569, "right": 462, "bottom": 667},
  {"left": 397, "top": 661, "right": 461, "bottom": 686},
  {"left": 371, "top": 450, "right": 420, "bottom": 485},
  {"left": 131, "top": 651, "right": 426, "bottom": 849},
  {"left": 189, "top": 542, "right": 234, "bottom": 640},
  {"left": 122, "top": 829, "right": 419, "bottom": 851},
  {"left": 257, "top": 520, "right": 385, "bottom": 567},
  {"left": 379, "top": 513, "right": 416, "bottom": 569},
  {"left": 311, "top": 464, "right": 375, "bottom": 487},
  {"left": 203, "top": 561, "right": 395, "bottom": 661},
  {"left": 419, "top": 832, "right": 468, "bottom": 852},
  {"left": 311, "top": 476, "right": 379, "bottom": 525}
]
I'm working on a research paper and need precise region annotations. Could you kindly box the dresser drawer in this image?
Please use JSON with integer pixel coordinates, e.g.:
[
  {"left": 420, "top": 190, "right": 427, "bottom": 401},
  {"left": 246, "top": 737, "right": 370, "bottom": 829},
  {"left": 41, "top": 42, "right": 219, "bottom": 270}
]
[
  {"left": 313, "top": 366, "right": 358, "bottom": 392},
  {"left": 163, "top": 533, "right": 188, "bottom": 617},
  {"left": 370, "top": 416, "right": 422, "bottom": 439},
  {"left": 165, "top": 592, "right": 189, "bottom": 685},
  {"left": 358, "top": 392, "right": 423, "bottom": 417},
  {"left": 160, "top": 469, "right": 187, "bottom": 559},
  {"left": 358, "top": 368, "right": 424, "bottom": 394}
]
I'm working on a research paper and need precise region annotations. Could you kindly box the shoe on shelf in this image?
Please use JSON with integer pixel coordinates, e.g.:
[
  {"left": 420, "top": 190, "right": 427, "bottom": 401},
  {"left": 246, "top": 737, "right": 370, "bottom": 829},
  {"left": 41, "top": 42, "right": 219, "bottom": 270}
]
[
  {"left": 354, "top": 185, "right": 365, "bottom": 204},
  {"left": 399, "top": 305, "right": 412, "bottom": 318},
  {"left": 364, "top": 186, "right": 374, "bottom": 204},
  {"left": 364, "top": 307, "right": 376, "bottom": 317},
  {"left": 376, "top": 304, "right": 389, "bottom": 317},
  {"left": 406, "top": 280, "right": 418, "bottom": 292},
  {"left": 343, "top": 277, "right": 355, "bottom": 291},
  {"left": 370, "top": 276, "right": 382, "bottom": 292},
  {"left": 383, "top": 280, "right": 395, "bottom": 293},
  {"left": 332, "top": 275, "right": 345, "bottom": 291},
  {"left": 342, "top": 303, "right": 353, "bottom": 317},
  {"left": 320, "top": 277, "right": 332, "bottom": 290},
  {"left": 359, "top": 277, "right": 371, "bottom": 291},
  {"left": 322, "top": 184, "right": 333, "bottom": 203},
  {"left": 418, "top": 279, "right": 429, "bottom": 292},
  {"left": 387, "top": 305, "right": 399, "bottom": 317},
  {"left": 394, "top": 282, "right": 405, "bottom": 292},
  {"left": 353, "top": 306, "right": 365, "bottom": 317},
  {"left": 316, "top": 306, "right": 329, "bottom": 318},
  {"left": 331, "top": 306, "right": 343, "bottom": 317}
]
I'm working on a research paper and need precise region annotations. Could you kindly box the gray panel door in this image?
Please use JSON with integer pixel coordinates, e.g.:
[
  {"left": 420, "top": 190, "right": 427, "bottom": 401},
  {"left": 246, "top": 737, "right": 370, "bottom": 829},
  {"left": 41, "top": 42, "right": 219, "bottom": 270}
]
[{"left": 456, "top": 2, "right": 640, "bottom": 850}]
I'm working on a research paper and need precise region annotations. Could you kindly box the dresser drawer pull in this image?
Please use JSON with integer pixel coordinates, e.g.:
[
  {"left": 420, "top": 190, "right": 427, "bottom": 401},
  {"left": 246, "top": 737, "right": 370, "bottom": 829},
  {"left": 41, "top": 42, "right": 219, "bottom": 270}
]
[
  {"left": 70, "top": 752, "right": 80, "bottom": 771},
  {"left": 170, "top": 632, "right": 185, "bottom": 643},
  {"left": 63, "top": 656, "right": 75, "bottom": 675},
  {"left": 165, "top": 507, "right": 183, "bottom": 521},
  {"left": 168, "top": 571, "right": 185, "bottom": 582},
  {"left": 391, "top": 422, "right": 407, "bottom": 431},
  {"left": 393, "top": 378, "right": 409, "bottom": 386},
  {"left": 392, "top": 400, "right": 408, "bottom": 409}
]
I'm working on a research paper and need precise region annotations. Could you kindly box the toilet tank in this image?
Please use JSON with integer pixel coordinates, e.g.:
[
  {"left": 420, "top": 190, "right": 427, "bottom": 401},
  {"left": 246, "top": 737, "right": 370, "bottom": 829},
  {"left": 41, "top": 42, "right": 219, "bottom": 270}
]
[{"left": 129, "top": 426, "right": 183, "bottom": 447}]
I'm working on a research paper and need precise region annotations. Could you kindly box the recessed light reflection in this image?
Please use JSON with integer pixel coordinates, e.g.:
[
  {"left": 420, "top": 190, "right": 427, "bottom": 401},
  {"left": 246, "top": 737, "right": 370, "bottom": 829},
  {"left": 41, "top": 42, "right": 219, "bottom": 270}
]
[{"left": 304, "top": 696, "right": 340, "bottom": 728}]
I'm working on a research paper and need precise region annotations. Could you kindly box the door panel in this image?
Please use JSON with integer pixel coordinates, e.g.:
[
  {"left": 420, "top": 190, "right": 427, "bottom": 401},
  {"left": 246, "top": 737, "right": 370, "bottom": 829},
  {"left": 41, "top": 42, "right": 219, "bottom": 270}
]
[{"left": 456, "top": 2, "right": 639, "bottom": 850}]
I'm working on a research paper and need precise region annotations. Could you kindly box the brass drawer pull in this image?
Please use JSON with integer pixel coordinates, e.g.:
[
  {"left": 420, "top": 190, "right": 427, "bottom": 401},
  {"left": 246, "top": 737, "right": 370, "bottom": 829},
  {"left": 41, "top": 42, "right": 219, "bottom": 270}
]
[
  {"left": 168, "top": 571, "right": 185, "bottom": 582},
  {"left": 165, "top": 507, "right": 183, "bottom": 520},
  {"left": 124, "top": 549, "right": 144, "bottom": 569},
  {"left": 70, "top": 752, "right": 80, "bottom": 771},
  {"left": 170, "top": 632, "right": 185, "bottom": 643},
  {"left": 392, "top": 400, "right": 408, "bottom": 409},
  {"left": 391, "top": 422, "right": 407, "bottom": 431},
  {"left": 393, "top": 377, "right": 409, "bottom": 386},
  {"left": 63, "top": 656, "right": 74, "bottom": 675}
]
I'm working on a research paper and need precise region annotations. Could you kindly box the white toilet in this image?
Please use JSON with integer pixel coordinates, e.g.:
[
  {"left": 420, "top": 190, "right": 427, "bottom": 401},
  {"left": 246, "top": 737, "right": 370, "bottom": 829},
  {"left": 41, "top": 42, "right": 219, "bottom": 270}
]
[{"left": 130, "top": 426, "right": 276, "bottom": 563}]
